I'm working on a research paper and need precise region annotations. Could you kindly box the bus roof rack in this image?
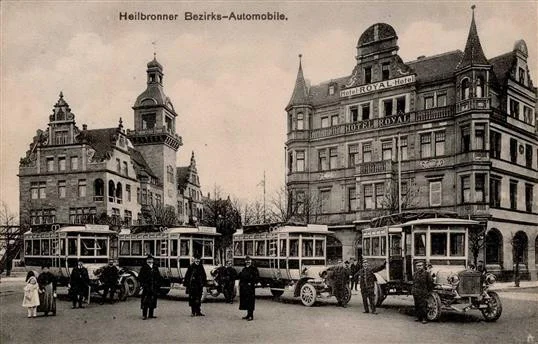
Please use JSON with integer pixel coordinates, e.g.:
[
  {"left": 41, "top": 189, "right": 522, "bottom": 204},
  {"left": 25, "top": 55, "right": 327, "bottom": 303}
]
[{"left": 369, "top": 211, "right": 459, "bottom": 228}]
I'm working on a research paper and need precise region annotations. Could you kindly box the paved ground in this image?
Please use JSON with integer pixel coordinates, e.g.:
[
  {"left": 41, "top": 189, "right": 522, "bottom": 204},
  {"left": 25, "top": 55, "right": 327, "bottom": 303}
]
[{"left": 1, "top": 279, "right": 537, "bottom": 344}]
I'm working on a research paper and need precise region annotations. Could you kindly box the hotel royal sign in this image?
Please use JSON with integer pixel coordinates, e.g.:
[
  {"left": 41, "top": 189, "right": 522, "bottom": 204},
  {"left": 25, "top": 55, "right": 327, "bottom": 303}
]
[{"left": 340, "top": 75, "right": 416, "bottom": 97}]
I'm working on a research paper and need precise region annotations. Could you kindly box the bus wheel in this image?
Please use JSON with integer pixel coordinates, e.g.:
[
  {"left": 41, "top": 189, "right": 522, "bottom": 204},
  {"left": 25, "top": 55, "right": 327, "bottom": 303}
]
[
  {"left": 374, "top": 281, "right": 385, "bottom": 307},
  {"left": 123, "top": 275, "right": 139, "bottom": 297},
  {"left": 340, "top": 286, "right": 351, "bottom": 305},
  {"left": 426, "top": 292, "right": 442, "bottom": 322},
  {"left": 300, "top": 283, "right": 317, "bottom": 307}
]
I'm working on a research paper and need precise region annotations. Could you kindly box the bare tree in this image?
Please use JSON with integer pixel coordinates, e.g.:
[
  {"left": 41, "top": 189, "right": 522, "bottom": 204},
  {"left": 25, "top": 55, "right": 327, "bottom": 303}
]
[
  {"left": 147, "top": 204, "right": 178, "bottom": 227},
  {"left": 380, "top": 178, "right": 420, "bottom": 214},
  {"left": 244, "top": 200, "right": 270, "bottom": 225},
  {"left": 468, "top": 226, "right": 486, "bottom": 268},
  {"left": 0, "top": 202, "right": 21, "bottom": 276},
  {"left": 270, "top": 186, "right": 321, "bottom": 224}
]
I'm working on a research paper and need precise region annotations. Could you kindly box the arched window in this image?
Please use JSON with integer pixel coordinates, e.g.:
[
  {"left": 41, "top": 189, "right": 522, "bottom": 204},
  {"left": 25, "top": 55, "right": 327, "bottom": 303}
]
[
  {"left": 461, "top": 78, "right": 470, "bottom": 100},
  {"left": 485, "top": 228, "right": 503, "bottom": 266},
  {"left": 116, "top": 182, "right": 122, "bottom": 204},
  {"left": 512, "top": 231, "right": 528, "bottom": 266},
  {"left": 476, "top": 77, "right": 484, "bottom": 98},
  {"left": 108, "top": 180, "right": 115, "bottom": 202},
  {"left": 94, "top": 179, "right": 104, "bottom": 201}
]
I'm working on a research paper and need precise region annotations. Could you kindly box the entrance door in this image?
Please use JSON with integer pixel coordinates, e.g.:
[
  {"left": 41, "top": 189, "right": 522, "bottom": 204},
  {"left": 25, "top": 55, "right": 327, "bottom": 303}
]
[{"left": 388, "top": 234, "right": 403, "bottom": 281}]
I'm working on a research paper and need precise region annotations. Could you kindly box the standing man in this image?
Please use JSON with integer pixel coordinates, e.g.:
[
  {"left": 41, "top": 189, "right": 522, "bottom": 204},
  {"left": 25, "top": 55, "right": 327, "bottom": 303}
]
[
  {"left": 349, "top": 258, "right": 359, "bottom": 292},
  {"left": 37, "top": 266, "right": 56, "bottom": 315},
  {"left": 100, "top": 259, "right": 119, "bottom": 304},
  {"left": 239, "top": 256, "right": 258, "bottom": 321},
  {"left": 70, "top": 260, "right": 89, "bottom": 309},
  {"left": 223, "top": 260, "right": 238, "bottom": 304},
  {"left": 358, "top": 259, "right": 386, "bottom": 314},
  {"left": 184, "top": 253, "right": 207, "bottom": 316},
  {"left": 139, "top": 255, "right": 162, "bottom": 320},
  {"left": 412, "top": 261, "right": 434, "bottom": 324}
]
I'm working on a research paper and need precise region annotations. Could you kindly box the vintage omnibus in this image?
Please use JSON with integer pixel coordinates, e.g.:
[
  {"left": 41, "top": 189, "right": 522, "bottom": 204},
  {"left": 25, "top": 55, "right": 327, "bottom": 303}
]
[
  {"left": 362, "top": 212, "right": 502, "bottom": 322},
  {"left": 118, "top": 226, "right": 222, "bottom": 298},
  {"left": 233, "top": 223, "right": 351, "bottom": 307}
]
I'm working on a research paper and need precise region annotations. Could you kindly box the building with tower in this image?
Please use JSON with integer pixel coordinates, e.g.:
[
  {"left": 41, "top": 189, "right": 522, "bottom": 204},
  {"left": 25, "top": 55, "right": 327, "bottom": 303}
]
[
  {"left": 18, "top": 56, "right": 202, "bottom": 229},
  {"left": 285, "top": 8, "right": 538, "bottom": 280},
  {"left": 177, "top": 151, "right": 204, "bottom": 225}
]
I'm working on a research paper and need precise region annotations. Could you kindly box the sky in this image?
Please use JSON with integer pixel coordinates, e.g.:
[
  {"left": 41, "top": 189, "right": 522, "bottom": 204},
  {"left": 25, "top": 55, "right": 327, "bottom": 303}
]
[{"left": 1, "top": 1, "right": 537, "bottom": 216}]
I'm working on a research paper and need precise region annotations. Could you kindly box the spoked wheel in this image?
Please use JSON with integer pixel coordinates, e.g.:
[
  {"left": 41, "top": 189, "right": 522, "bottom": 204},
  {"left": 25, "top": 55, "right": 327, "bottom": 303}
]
[
  {"left": 425, "top": 292, "right": 442, "bottom": 322},
  {"left": 373, "top": 281, "right": 385, "bottom": 307},
  {"left": 123, "top": 275, "right": 139, "bottom": 297},
  {"left": 481, "top": 291, "right": 502, "bottom": 322},
  {"left": 300, "top": 283, "right": 317, "bottom": 307},
  {"left": 339, "top": 286, "right": 351, "bottom": 306}
]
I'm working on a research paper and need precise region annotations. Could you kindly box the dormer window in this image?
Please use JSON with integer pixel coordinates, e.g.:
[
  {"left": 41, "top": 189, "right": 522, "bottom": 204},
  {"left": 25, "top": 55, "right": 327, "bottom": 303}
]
[
  {"left": 382, "top": 63, "right": 390, "bottom": 81},
  {"left": 518, "top": 67, "right": 525, "bottom": 85},
  {"left": 328, "top": 85, "right": 335, "bottom": 95},
  {"left": 364, "top": 67, "right": 372, "bottom": 84}
]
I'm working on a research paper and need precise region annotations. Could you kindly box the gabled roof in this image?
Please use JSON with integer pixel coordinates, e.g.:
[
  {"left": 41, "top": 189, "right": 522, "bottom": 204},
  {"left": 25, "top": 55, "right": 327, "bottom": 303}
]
[
  {"left": 456, "top": 9, "right": 489, "bottom": 70},
  {"left": 310, "top": 76, "right": 349, "bottom": 106},
  {"left": 176, "top": 166, "right": 190, "bottom": 191},
  {"left": 77, "top": 128, "right": 118, "bottom": 161},
  {"left": 489, "top": 51, "right": 516, "bottom": 88},
  {"left": 287, "top": 56, "right": 311, "bottom": 109},
  {"left": 408, "top": 50, "right": 463, "bottom": 84},
  {"left": 129, "top": 147, "right": 157, "bottom": 178}
]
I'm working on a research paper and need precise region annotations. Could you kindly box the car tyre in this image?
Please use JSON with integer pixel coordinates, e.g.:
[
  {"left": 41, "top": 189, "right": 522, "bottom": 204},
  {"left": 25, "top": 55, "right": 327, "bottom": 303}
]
[
  {"left": 300, "top": 283, "right": 317, "bottom": 307},
  {"left": 481, "top": 291, "right": 502, "bottom": 322},
  {"left": 425, "top": 292, "right": 442, "bottom": 322}
]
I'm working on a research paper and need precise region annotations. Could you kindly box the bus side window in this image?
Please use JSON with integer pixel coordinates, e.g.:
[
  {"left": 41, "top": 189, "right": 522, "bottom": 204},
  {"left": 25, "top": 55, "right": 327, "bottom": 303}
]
[
  {"left": 315, "top": 239, "right": 324, "bottom": 257},
  {"left": 25, "top": 240, "right": 32, "bottom": 255},
  {"left": 171, "top": 240, "right": 178, "bottom": 256},
  {"left": 234, "top": 240, "right": 243, "bottom": 256},
  {"left": 279, "top": 239, "right": 287, "bottom": 257},
  {"left": 180, "top": 239, "right": 190, "bottom": 256},
  {"left": 363, "top": 238, "right": 371, "bottom": 256},
  {"left": 203, "top": 241, "right": 213, "bottom": 258},
  {"left": 302, "top": 239, "right": 313, "bottom": 257},
  {"left": 289, "top": 239, "right": 299, "bottom": 257},
  {"left": 32, "top": 240, "right": 40, "bottom": 255},
  {"left": 414, "top": 233, "right": 426, "bottom": 256},
  {"left": 120, "top": 241, "right": 130, "bottom": 255},
  {"left": 68, "top": 238, "right": 77, "bottom": 256},
  {"left": 131, "top": 240, "right": 142, "bottom": 256}
]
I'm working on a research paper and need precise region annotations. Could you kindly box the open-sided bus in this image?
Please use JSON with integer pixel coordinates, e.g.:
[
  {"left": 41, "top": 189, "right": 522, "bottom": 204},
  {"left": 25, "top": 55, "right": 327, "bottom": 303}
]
[
  {"left": 362, "top": 213, "right": 502, "bottom": 322},
  {"left": 233, "top": 223, "right": 350, "bottom": 307},
  {"left": 118, "top": 226, "right": 222, "bottom": 298}
]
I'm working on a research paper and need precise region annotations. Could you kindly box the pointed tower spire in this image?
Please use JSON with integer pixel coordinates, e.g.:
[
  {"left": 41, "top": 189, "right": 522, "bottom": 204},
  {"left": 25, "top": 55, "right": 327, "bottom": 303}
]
[
  {"left": 190, "top": 151, "right": 196, "bottom": 167},
  {"left": 286, "top": 54, "right": 310, "bottom": 109},
  {"left": 457, "top": 5, "right": 489, "bottom": 70}
]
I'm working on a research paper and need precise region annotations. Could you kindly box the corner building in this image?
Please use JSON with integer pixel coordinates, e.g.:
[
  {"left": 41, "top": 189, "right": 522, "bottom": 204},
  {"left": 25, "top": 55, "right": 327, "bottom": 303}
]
[
  {"left": 19, "top": 57, "right": 203, "bottom": 229},
  {"left": 285, "top": 11, "right": 538, "bottom": 280}
]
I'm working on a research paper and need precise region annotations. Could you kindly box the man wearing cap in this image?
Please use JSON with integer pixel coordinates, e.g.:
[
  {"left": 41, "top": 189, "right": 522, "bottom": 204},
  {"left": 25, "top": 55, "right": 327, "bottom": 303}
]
[
  {"left": 222, "top": 260, "right": 238, "bottom": 304},
  {"left": 69, "top": 260, "right": 89, "bottom": 309},
  {"left": 100, "top": 259, "right": 119, "bottom": 304},
  {"left": 239, "top": 256, "right": 259, "bottom": 321},
  {"left": 358, "top": 258, "right": 386, "bottom": 314},
  {"left": 184, "top": 253, "right": 207, "bottom": 316},
  {"left": 139, "top": 255, "right": 162, "bottom": 320},
  {"left": 412, "top": 260, "right": 434, "bottom": 324}
]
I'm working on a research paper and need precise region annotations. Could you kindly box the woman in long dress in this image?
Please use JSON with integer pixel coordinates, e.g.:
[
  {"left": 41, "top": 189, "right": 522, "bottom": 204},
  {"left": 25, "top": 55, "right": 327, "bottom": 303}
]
[{"left": 37, "top": 266, "right": 57, "bottom": 316}]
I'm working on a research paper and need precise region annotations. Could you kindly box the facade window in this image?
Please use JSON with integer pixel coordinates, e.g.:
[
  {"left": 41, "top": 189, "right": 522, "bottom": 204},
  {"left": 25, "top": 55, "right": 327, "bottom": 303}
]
[
  {"left": 58, "top": 157, "right": 66, "bottom": 171},
  {"left": 509, "top": 99, "right": 520, "bottom": 119},
  {"left": 69, "top": 207, "right": 96, "bottom": 224},
  {"left": 55, "top": 131, "right": 69, "bottom": 145},
  {"left": 116, "top": 159, "right": 121, "bottom": 173},
  {"left": 436, "top": 93, "right": 447, "bottom": 107},
  {"left": 126, "top": 184, "right": 131, "bottom": 202},
  {"left": 490, "top": 131, "right": 501, "bottom": 159},
  {"left": 329, "top": 148, "right": 338, "bottom": 169},
  {"left": 167, "top": 166, "right": 174, "bottom": 183},
  {"left": 321, "top": 117, "right": 329, "bottom": 128},
  {"left": 525, "top": 144, "right": 533, "bottom": 168},
  {"left": 425, "top": 96, "right": 434, "bottom": 109},
  {"left": 461, "top": 126, "right": 471, "bottom": 153},
  {"left": 78, "top": 179, "right": 87, "bottom": 197},
  {"left": 523, "top": 106, "right": 534, "bottom": 125},
  {"left": 141, "top": 113, "right": 156, "bottom": 129},
  {"left": 328, "top": 85, "right": 335, "bottom": 95},
  {"left": 288, "top": 114, "right": 292, "bottom": 132},
  {"left": 58, "top": 181, "right": 66, "bottom": 198},
  {"left": 364, "top": 185, "right": 373, "bottom": 209},
  {"left": 288, "top": 152, "right": 293, "bottom": 173},
  {"left": 461, "top": 176, "right": 470, "bottom": 204},
  {"left": 348, "top": 187, "right": 357, "bottom": 212},
  {"left": 381, "top": 63, "right": 390, "bottom": 80},
  {"left": 71, "top": 157, "right": 78, "bottom": 170},
  {"left": 364, "top": 67, "right": 372, "bottom": 83},
  {"left": 296, "top": 191, "right": 305, "bottom": 215},
  {"left": 124, "top": 210, "right": 132, "bottom": 226},
  {"left": 475, "top": 174, "right": 486, "bottom": 202},
  {"left": 296, "top": 151, "right": 305, "bottom": 172},
  {"left": 348, "top": 144, "right": 358, "bottom": 167},
  {"left": 435, "top": 131, "right": 445, "bottom": 156},
  {"left": 361, "top": 103, "right": 370, "bottom": 120},
  {"left": 510, "top": 180, "right": 518, "bottom": 210},
  {"left": 396, "top": 96, "right": 406, "bottom": 114},
  {"left": 31, "top": 181, "right": 47, "bottom": 199},
  {"left": 429, "top": 181, "right": 442, "bottom": 206},
  {"left": 320, "top": 190, "right": 330, "bottom": 214},
  {"left": 30, "top": 209, "right": 56, "bottom": 225},
  {"left": 108, "top": 180, "right": 115, "bottom": 202},
  {"left": 383, "top": 99, "right": 393, "bottom": 117},
  {"left": 362, "top": 142, "right": 372, "bottom": 163},
  {"left": 350, "top": 106, "right": 359, "bottom": 122},
  {"left": 318, "top": 149, "right": 327, "bottom": 171},
  {"left": 47, "top": 157, "right": 54, "bottom": 172},
  {"left": 525, "top": 184, "right": 534, "bottom": 213},
  {"left": 156, "top": 194, "right": 162, "bottom": 207},
  {"left": 375, "top": 183, "right": 384, "bottom": 209},
  {"left": 399, "top": 137, "right": 408, "bottom": 160},
  {"left": 39, "top": 182, "right": 46, "bottom": 199},
  {"left": 518, "top": 67, "right": 525, "bottom": 84},
  {"left": 123, "top": 161, "right": 128, "bottom": 176},
  {"left": 461, "top": 78, "right": 470, "bottom": 100},
  {"left": 510, "top": 138, "right": 518, "bottom": 163},
  {"left": 382, "top": 141, "right": 392, "bottom": 160},
  {"left": 331, "top": 115, "right": 339, "bottom": 126},
  {"left": 420, "top": 133, "right": 432, "bottom": 158},
  {"left": 475, "top": 124, "right": 485, "bottom": 150},
  {"left": 490, "top": 177, "right": 501, "bottom": 208},
  {"left": 297, "top": 113, "right": 304, "bottom": 130},
  {"left": 111, "top": 208, "right": 121, "bottom": 225},
  {"left": 476, "top": 77, "right": 483, "bottom": 97},
  {"left": 94, "top": 179, "right": 104, "bottom": 201}
]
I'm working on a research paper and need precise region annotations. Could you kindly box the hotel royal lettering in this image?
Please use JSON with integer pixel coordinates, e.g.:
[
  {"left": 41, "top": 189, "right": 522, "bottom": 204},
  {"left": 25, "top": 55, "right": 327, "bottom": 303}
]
[{"left": 340, "top": 75, "right": 416, "bottom": 97}]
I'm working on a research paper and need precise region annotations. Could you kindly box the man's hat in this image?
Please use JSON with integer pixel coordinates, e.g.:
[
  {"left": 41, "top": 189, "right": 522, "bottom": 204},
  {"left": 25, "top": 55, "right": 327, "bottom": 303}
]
[
  {"left": 146, "top": 254, "right": 154, "bottom": 260},
  {"left": 344, "top": 261, "right": 350, "bottom": 265},
  {"left": 415, "top": 260, "right": 424, "bottom": 267},
  {"left": 193, "top": 253, "right": 201, "bottom": 259},
  {"left": 245, "top": 255, "right": 252, "bottom": 261},
  {"left": 362, "top": 258, "right": 368, "bottom": 264}
]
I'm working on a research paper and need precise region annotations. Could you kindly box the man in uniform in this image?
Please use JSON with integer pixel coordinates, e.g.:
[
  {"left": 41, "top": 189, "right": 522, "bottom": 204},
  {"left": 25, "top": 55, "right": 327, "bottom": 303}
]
[
  {"left": 70, "top": 260, "right": 89, "bottom": 309},
  {"left": 358, "top": 258, "right": 386, "bottom": 314},
  {"left": 139, "top": 255, "right": 162, "bottom": 320},
  {"left": 100, "top": 259, "right": 119, "bottom": 304},
  {"left": 222, "top": 260, "right": 238, "bottom": 304},
  {"left": 184, "top": 253, "right": 207, "bottom": 316},
  {"left": 239, "top": 256, "right": 259, "bottom": 321},
  {"left": 349, "top": 258, "right": 360, "bottom": 292},
  {"left": 328, "top": 260, "right": 350, "bottom": 307},
  {"left": 412, "top": 261, "right": 434, "bottom": 324}
]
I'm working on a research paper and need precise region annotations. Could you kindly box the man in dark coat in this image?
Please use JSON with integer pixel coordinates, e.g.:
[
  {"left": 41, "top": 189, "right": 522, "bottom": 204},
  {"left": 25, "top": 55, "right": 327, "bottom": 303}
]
[
  {"left": 37, "top": 266, "right": 56, "bottom": 315},
  {"left": 100, "top": 259, "right": 119, "bottom": 304},
  {"left": 412, "top": 261, "right": 434, "bottom": 324},
  {"left": 358, "top": 259, "right": 386, "bottom": 314},
  {"left": 70, "top": 260, "right": 90, "bottom": 309},
  {"left": 222, "top": 260, "right": 238, "bottom": 304},
  {"left": 139, "top": 255, "right": 162, "bottom": 320},
  {"left": 239, "top": 256, "right": 259, "bottom": 321},
  {"left": 184, "top": 254, "right": 207, "bottom": 316},
  {"left": 327, "top": 260, "right": 350, "bottom": 307},
  {"left": 349, "top": 258, "right": 360, "bottom": 292}
]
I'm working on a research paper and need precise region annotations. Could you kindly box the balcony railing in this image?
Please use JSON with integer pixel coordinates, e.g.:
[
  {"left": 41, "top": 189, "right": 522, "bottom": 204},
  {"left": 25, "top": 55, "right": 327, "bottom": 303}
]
[
  {"left": 357, "top": 160, "right": 393, "bottom": 175},
  {"left": 455, "top": 150, "right": 490, "bottom": 164},
  {"left": 127, "top": 126, "right": 182, "bottom": 143},
  {"left": 309, "top": 105, "right": 455, "bottom": 140},
  {"left": 456, "top": 98, "right": 490, "bottom": 112}
]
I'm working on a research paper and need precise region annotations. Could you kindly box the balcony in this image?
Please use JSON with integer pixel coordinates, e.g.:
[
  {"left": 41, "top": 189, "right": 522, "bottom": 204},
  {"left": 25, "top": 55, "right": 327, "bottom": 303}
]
[
  {"left": 455, "top": 150, "right": 490, "bottom": 165},
  {"left": 456, "top": 98, "right": 490, "bottom": 113},
  {"left": 127, "top": 126, "right": 183, "bottom": 147},
  {"left": 287, "top": 130, "right": 309, "bottom": 141},
  {"left": 308, "top": 105, "right": 455, "bottom": 140},
  {"left": 357, "top": 160, "right": 393, "bottom": 176}
]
